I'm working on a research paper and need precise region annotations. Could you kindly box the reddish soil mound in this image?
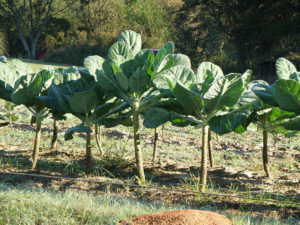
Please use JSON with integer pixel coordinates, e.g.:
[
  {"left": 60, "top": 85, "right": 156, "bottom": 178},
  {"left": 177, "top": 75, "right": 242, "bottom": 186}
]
[{"left": 119, "top": 209, "right": 233, "bottom": 225}]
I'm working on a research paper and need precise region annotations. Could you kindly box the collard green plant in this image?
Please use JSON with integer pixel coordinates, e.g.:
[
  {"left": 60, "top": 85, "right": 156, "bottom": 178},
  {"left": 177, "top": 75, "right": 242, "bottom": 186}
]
[
  {"left": 0, "top": 59, "right": 55, "bottom": 170},
  {"left": 145, "top": 61, "right": 250, "bottom": 190},
  {"left": 39, "top": 66, "right": 130, "bottom": 174},
  {"left": 251, "top": 58, "right": 300, "bottom": 176},
  {"left": 253, "top": 58, "right": 300, "bottom": 120},
  {"left": 0, "top": 59, "right": 33, "bottom": 102},
  {"left": 85, "top": 30, "right": 191, "bottom": 182},
  {"left": 10, "top": 68, "right": 53, "bottom": 170},
  {"left": 0, "top": 100, "right": 20, "bottom": 125},
  {"left": 213, "top": 80, "right": 299, "bottom": 177}
]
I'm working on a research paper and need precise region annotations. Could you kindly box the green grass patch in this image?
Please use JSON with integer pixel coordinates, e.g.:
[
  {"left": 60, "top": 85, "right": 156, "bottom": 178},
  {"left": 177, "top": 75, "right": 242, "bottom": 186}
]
[
  {"left": 0, "top": 183, "right": 298, "bottom": 225},
  {"left": 6, "top": 58, "right": 69, "bottom": 72}
]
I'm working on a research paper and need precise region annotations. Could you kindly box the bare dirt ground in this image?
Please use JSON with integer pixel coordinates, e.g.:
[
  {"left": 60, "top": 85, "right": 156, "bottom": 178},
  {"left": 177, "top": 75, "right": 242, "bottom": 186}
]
[{"left": 0, "top": 121, "right": 299, "bottom": 222}]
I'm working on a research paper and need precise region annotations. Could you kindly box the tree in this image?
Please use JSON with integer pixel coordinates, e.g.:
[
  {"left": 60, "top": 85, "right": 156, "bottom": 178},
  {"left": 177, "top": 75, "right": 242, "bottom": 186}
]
[
  {"left": 176, "top": 0, "right": 300, "bottom": 71},
  {"left": 0, "top": 0, "right": 75, "bottom": 59}
]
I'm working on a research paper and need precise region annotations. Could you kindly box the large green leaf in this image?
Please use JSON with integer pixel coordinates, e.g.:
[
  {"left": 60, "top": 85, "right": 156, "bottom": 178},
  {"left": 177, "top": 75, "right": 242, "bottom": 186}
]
[
  {"left": 0, "top": 60, "right": 33, "bottom": 101},
  {"left": 252, "top": 83, "right": 279, "bottom": 107},
  {"left": 65, "top": 124, "right": 92, "bottom": 141},
  {"left": 195, "top": 62, "right": 223, "bottom": 84},
  {"left": 154, "top": 42, "right": 174, "bottom": 63},
  {"left": 128, "top": 68, "right": 150, "bottom": 92},
  {"left": 173, "top": 82, "right": 203, "bottom": 116},
  {"left": 281, "top": 115, "right": 300, "bottom": 131},
  {"left": 108, "top": 41, "right": 134, "bottom": 66},
  {"left": 153, "top": 54, "right": 175, "bottom": 74},
  {"left": 115, "top": 71, "right": 128, "bottom": 91},
  {"left": 209, "top": 108, "right": 252, "bottom": 135},
  {"left": 274, "top": 79, "right": 300, "bottom": 114},
  {"left": 0, "top": 65, "right": 19, "bottom": 101},
  {"left": 135, "top": 49, "right": 155, "bottom": 70},
  {"left": 242, "top": 70, "right": 252, "bottom": 87},
  {"left": 83, "top": 55, "right": 106, "bottom": 78},
  {"left": 152, "top": 42, "right": 175, "bottom": 73},
  {"left": 153, "top": 66, "right": 195, "bottom": 91},
  {"left": 276, "top": 57, "right": 297, "bottom": 80},
  {"left": 96, "top": 70, "right": 119, "bottom": 91},
  {"left": 174, "top": 54, "right": 191, "bottom": 68},
  {"left": 12, "top": 70, "right": 53, "bottom": 106},
  {"left": 92, "top": 102, "right": 119, "bottom": 119},
  {"left": 143, "top": 99, "right": 189, "bottom": 128},
  {"left": 153, "top": 53, "right": 191, "bottom": 75},
  {"left": 70, "top": 90, "right": 97, "bottom": 114},
  {"left": 203, "top": 73, "right": 244, "bottom": 115},
  {"left": 117, "top": 30, "right": 142, "bottom": 56},
  {"left": 38, "top": 85, "right": 71, "bottom": 113},
  {"left": 98, "top": 111, "right": 132, "bottom": 128},
  {"left": 143, "top": 107, "right": 170, "bottom": 128},
  {"left": 209, "top": 80, "right": 265, "bottom": 134},
  {"left": 38, "top": 69, "right": 93, "bottom": 114}
]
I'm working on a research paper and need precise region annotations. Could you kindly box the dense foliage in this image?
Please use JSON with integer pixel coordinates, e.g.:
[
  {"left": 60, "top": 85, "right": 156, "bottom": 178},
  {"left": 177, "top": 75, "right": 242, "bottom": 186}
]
[
  {"left": 175, "top": 0, "right": 300, "bottom": 72},
  {"left": 0, "top": 29, "right": 299, "bottom": 189}
]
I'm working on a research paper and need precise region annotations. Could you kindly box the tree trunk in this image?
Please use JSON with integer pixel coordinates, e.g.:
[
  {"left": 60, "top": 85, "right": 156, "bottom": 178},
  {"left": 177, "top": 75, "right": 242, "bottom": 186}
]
[
  {"left": 87, "top": 0, "right": 92, "bottom": 40},
  {"left": 86, "top": 131, "right": 92, "bottom": 175},
  {"left": 200, "top": 125, "right": 209, "bottom": 192},
  {"left": 152, "top": 127, "right": 159, "bottom": 163},
  {"left": 95, "top": 124, "right": 103, "bottom": 155},
  {"left": 208, "top": 128, "right": 214, "bottom": 168},
  {"left": 31, "top": 120, "right": 42, "bottom": 170},
  {"left": 17, "top": 23, "right": 32, "bottom": 58},
  {"left": 31, "top": 38, "right": 39, "bottom": 59},
  {"left": 133, "top": 109, "right": 145, "bottom": 182},
  {"left": 263, "top": 129, "right": 271, "bottom": 178},
  {"left": 50, "top": 119, "right": 58, "bottom": 150}
]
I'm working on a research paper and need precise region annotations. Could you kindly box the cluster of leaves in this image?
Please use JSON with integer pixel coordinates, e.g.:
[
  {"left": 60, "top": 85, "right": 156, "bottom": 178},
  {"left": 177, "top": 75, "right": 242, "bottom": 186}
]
[{"left": 0, "top": 30, "right": 299, "bottom": 190}]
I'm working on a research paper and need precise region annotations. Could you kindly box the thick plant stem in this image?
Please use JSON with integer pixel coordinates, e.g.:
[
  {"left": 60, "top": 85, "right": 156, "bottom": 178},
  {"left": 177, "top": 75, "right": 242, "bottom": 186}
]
[
  {"left": 133, "top": 108, "right": 145, "bottom": 182},
  {"left": 86, "top": 131, "right": 92, "bottom": 175},
  {"left": 215, "top": 133, "right": 219, "bottom": 144},
  {"left": 31, "top": 120, "right": 42, "bottom": 170},
  {"left": 272, "top": 134, "right": 278, "bottom": 151},
  {"left": 208, "top": 128, "right": 214, "bottom": 168},
  {"left": 200, "top": 125, "right": 209, "bottom": 192},
  {"left": 152, "top": 127, "right": 159, "bottom": 163},
  {"left": 263, "top": 129, "right": 271, "bottom": 178},
  {"left": 50, "top": 119, "right": 58, "bottom": 150},
  {"left": 95, "top": 124, "right": 103, "bottom": 155}
]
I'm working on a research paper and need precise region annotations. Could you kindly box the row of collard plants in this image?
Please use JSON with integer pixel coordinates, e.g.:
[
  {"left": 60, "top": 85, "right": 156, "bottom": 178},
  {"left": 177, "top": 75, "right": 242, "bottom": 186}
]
[{"left": 0, "top": 31, "right": 300, "bottom": 191}]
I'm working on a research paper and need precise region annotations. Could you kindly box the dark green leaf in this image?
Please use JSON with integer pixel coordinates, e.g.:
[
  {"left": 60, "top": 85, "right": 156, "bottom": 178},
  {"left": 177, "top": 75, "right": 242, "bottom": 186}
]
[
  {"left": 203, "top": 73, "right": 244, "bottom": 115},
  {"left": 274, "top": 79, "right": 300, "bottom": 114},
  {"left": 65, "top": 124, "right": 92, "bottom": 141},
  {"left": 128, "top": 68, "right": 150, "bottom": 92},
  {"left": 70, "top": 91, "right": 97, "bottom": 114}
]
